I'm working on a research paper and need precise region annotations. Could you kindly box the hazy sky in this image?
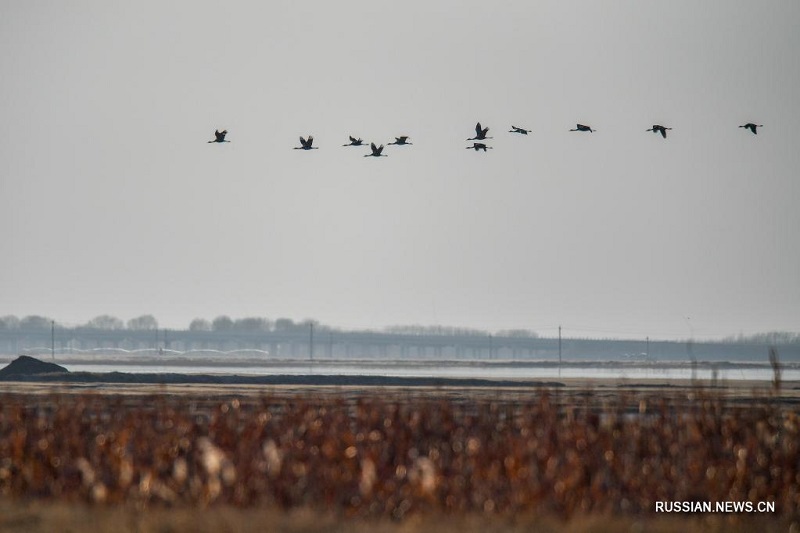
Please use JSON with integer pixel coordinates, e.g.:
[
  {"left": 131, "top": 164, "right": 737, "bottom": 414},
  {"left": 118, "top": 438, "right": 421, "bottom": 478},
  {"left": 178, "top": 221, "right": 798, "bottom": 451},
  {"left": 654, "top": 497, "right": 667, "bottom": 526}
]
[{"left": 2, "top": 1, "right": 799, "bottom": 340}]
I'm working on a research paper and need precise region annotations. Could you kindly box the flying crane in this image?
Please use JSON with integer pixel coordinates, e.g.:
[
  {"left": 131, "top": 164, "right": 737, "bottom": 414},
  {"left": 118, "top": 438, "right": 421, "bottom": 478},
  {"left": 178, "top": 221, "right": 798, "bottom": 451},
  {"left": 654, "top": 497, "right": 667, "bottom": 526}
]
[
  {"left": 467, "top": 122, "right": 491, "bottom": 140},
  {"left": 294, "top": 136, "right": 319, "bottom": 150},
  {"left": 466, "top": 142, "right": 492, "bottom": 152},
  {"left": 646, "top": 125, "right": 672, "bottom": 138},
  {"left": 208, "top": 129, "right": 230, "bottom": 143},
  {"left": 364, "top": 143, "right": 387, "bottom": 157},
  {"left": 343, "top": 136, "right": 366, "bottom": 146},
  {"left": 739, "top": 123, "right": 763, "bottom": 135},
  {"left": 388, "top": 136, "right": 412, "bottom": 145}
]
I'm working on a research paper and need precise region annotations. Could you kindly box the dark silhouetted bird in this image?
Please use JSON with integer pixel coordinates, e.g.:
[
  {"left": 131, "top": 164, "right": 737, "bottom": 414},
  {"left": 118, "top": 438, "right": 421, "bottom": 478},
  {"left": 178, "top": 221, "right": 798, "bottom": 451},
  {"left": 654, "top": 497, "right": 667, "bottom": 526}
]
[
  {"left": 646, "top": 125, "right": 672, "bottom": 138},
  {"left": 388, "top": 136, "right": 412, "bottom": 145},
  {"left": 739, "top": 123, "right": 763, "bottom": 134},
  {"left": 208, "top": 129, "right": 229, "bottom": 143},
  {"left": 467, "top": 122, "right": 491, "bottom": 140},
  {"left": 294, "top": 136, "right": 318, "bottom": 150},
  {"left": 509, "top": 126, "right": 531, "bottom": 135},
  {"left": 466, "top": 142, "right": 492, "bottom": 152},
  {"left": 364, "top": 143, "right": 387, "bottom": 157},
  {"left": 343, "top": 136, "right": 366, "bottom": 146},
  {"left": 570, "top": 124, "right": 595, "bottom": 132}
]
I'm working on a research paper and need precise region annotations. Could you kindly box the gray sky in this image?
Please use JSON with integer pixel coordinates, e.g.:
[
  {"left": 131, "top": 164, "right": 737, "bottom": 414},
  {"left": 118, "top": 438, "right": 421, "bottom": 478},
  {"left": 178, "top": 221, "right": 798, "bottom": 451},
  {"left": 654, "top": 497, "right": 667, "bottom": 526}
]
[{"left": 2, "top": 1, "right": 799, "bottom": 340}]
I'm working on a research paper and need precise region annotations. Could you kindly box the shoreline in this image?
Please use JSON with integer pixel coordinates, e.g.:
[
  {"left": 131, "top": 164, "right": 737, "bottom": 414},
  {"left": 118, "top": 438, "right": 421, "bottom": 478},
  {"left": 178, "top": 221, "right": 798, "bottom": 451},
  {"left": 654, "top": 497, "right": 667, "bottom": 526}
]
[
  {"left": 3, "top": 354, "right": 798, "bottom": 369},
  {"left": 1, "top": 373, "right": 798, "bottom": 400}
]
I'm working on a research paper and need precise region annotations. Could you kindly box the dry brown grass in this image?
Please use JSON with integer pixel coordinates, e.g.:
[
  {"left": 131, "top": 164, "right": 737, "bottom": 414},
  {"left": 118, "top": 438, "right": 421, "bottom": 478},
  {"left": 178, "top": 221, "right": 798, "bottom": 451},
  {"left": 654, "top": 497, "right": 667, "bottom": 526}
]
[
  {"left": 0, "top": 385, "right": 798, "bottom": 531},
  {"left": 0, "top": 500, "right": 796, "bottom": 533}
]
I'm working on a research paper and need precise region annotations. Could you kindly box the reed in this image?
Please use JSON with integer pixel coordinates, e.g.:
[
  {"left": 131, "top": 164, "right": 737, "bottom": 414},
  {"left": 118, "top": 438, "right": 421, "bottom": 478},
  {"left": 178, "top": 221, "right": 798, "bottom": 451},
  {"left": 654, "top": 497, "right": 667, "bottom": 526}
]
[{"left": 0, "top": 387, "right": 797, "bottom": 520}]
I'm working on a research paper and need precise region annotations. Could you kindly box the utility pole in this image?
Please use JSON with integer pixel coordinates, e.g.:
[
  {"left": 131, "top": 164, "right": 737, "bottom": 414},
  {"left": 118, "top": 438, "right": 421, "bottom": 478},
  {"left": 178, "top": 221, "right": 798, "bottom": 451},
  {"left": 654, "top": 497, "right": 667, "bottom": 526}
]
[
  {"left": 488, "top": 334, "right": 493, "bottom": 360},
  {"left": 51, "top": 320, "right": 55, "bottom": 360},
  {"left": 646, "top": 336, "right": 650, "bottom": 360},
  {"left": 309, "top": 322, "right": 314, "bottom": 362},
  {"left": 685, "top": 317, "right": 696, "bottom": 382},
  {"left": 558, "top": 326, "right": 562, "bottom": 377}
]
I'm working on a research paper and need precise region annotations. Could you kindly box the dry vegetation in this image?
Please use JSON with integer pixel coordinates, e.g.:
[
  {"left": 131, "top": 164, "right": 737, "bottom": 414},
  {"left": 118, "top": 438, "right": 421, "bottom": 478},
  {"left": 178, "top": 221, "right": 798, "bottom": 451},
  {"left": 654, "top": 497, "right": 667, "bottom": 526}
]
[{"left": 0, "top": 385, "right": 798, "bottom": 531}]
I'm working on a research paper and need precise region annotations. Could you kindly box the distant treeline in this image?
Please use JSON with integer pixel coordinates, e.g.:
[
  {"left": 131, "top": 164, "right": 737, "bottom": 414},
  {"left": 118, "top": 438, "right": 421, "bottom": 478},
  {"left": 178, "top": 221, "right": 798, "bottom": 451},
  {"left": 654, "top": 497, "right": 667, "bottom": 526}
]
[
  {"left": 0, "top": 314, "right": 540, "bottom": 338},
  {"left": 1, "top": 314, "right": 799, "bottom": 344}
]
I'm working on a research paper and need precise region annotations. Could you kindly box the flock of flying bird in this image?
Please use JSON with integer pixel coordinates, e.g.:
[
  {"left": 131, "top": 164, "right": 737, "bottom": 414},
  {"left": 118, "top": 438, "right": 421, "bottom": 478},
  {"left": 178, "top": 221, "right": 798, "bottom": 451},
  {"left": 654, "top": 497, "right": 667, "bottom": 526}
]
[{"left": 207, "top": 121, "right": 765, "bottom": 155}]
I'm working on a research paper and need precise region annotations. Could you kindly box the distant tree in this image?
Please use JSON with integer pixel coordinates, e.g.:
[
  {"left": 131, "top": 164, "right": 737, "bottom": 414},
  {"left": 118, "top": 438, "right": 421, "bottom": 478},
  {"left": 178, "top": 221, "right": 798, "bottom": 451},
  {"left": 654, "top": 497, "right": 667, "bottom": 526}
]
[
  {"left": 723, "top": 331, "right": 798, "bottom": 344},
  {"left": 304, "top": 319, "right": 332, "bottom": 334},
  {"left": 212, "top": 315, "right": 234, "bottom": 331},
  {"left": 385, "top": 325, "right": 429, "bottom": 335},
  {"left": 386, "top": 324, "right": 490, "bottom": 336},
  {"left": 743, "top": 332, "right": 800, "bottom": 344},
  {"left": 233, "top": 317, "right": 271, "bottom": 332},
  {"left": 20, "top": 315, "right": 52, "bottom": 330},
  {"left": 451, "top": 327, "right": 489, "bottom": 336},
  {"left": 189, "top": 318, "right": 212, "bottom": 332},
  {"left": 86, "top": 315, "right": 125, "bottom": 330},
  {"left": 497, "top": 329, "right": 539, "bottom": 338},
  {"left": 0, "top": 315, "right": 20, "bottom": 330},
  {"left": 127, "top": 314, "right": 158, "bottom": 330},
  {"left": 274, "top": 318, "right": 296, "bottom": 331}
]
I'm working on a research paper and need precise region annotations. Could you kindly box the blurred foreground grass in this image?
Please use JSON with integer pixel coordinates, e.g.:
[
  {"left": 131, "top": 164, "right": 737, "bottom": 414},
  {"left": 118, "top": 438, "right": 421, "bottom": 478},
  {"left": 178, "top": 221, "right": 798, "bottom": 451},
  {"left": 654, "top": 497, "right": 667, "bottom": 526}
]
[
  {"left": 0, "top": 500, "right": 796, "bottom": 533},
  {"left": 1, "top": 384, "right": 798, "bottom": 531}
]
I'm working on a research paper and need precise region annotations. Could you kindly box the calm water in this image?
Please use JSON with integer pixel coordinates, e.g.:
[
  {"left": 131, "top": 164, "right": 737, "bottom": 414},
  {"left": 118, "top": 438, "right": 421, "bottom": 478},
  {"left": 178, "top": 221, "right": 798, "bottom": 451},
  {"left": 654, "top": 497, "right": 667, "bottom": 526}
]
[{"left": 59, "top": 362, "right": 799, "bottom": 382}]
